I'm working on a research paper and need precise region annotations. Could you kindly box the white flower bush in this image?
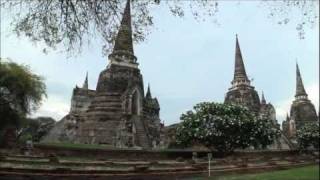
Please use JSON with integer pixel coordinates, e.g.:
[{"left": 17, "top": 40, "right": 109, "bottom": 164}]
[
  {"left": 297, "top": 123, "right": 319, "bottom": 150},
  {"left": 176, "top": 102, "right": 280, "bottom": 154}
]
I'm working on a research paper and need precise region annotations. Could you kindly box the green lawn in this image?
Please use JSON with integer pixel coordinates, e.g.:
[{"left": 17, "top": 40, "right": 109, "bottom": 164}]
[{"left": 198, "top": 165, "right": 319, "bottom": 180}]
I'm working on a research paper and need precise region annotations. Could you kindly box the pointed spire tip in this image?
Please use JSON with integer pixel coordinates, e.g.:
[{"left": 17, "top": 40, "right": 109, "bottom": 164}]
[
  {"left": 233, "top": 35, "right": 249, "bottom": 84},
  {"left": 111, "top": 0, "right": 134, "bottom": 55},
  {"left": 261, "top": 91, "right": 266, "bottom": 104},
  {"left": 295, "top": 62, "right": 307, "bottom": 98},
  {"left": 146, "top": 83, "right": 152, "bottom": 98},
  {"left": 83, "top": 71, "right": 88, "bottom": 89}
]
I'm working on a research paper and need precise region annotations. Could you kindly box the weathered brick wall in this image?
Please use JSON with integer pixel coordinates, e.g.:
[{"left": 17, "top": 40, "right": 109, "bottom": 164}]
[
  {"left": 290, "top": 100, "right": 318, "bottom": 131},
  {"left": 33, "top": 144, "right": 303, "bottom": 161},
  {"left": 70, "top": 88, "right": 95, "bottom": 114}
]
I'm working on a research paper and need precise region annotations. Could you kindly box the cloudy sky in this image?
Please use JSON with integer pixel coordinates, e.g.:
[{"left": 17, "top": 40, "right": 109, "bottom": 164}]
[{"left": 1, "top": 1, "right": 319, "bottom": 126}]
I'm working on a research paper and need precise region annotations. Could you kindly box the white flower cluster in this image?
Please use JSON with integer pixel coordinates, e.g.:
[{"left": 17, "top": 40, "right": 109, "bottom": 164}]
[{"left": 176, "top": 102, "right": 280, "bottom": 152}]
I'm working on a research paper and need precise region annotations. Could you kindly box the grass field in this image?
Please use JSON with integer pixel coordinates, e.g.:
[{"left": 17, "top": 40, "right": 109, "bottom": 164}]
[{"left": 198, "top": 165, "right": 319, "bottom": 180}]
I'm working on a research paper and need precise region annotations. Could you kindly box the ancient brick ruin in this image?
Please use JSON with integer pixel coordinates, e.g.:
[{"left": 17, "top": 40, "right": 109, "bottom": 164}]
[
  {"left": 43, "top": 2, "right": 318, "bottom": 151},
  {"left": 282, "top": 64, "right": 319, "bottom": 140},
  {"left": 224, "top": 35, "right": 277, "bottom": 124},
  {"left": 43, "top": 0, "right": 162, "bottom": 149},
  {"left": 224, "top": 36, "right": 292, "bottom": 150}
]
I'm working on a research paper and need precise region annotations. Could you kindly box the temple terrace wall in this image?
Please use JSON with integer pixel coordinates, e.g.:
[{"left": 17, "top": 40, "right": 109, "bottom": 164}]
[{"left": 32, "top": 143, "right": 306, "bottom": 161}]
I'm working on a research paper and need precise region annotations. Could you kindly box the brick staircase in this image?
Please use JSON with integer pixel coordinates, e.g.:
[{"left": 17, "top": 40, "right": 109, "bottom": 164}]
[{"left": 132, "top": 115, "right": 150, "bottom": 148}]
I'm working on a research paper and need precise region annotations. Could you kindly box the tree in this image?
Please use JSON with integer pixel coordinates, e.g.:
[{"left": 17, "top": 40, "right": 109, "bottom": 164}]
[
  {"left": 0, "top": 59, "right": 46, "bottom": 145},
  {"left": 1, "top": 0, "right": 317, "bottom": 56},
  {"left": 297, "top": 123, "right": 319, "bottom": 150},
  {"left": 176, "top": 102, "right": 280, "bottom": 154},
  {"left": 18, "top": 117, "right": 55, "bottom": 143}
]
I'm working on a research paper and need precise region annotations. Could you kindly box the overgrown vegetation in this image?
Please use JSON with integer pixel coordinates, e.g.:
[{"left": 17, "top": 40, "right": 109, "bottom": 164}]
[
  {"left": 297, "top": 123, "right": 320, "bottom": 150},
  {"left": 0, "top": 59, "right": 46, "bottom": 146}
]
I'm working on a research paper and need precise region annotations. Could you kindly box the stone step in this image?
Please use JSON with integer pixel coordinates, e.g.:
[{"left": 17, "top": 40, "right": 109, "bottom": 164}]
[
  {"left": 92, "top": 99, "right": 122, "bottom": 104},
  {"left": 89, "top": 107, "right": 122, "bottom": 112},
  {"left": 91, "top": 99, "right": 122, "bottom": 103},
  {"left": 132, "top": 116, "right": 150, "bottom": 148},
  {"left": 85, "top": 109, "right": 123, "bottom": 113},
  {"left": 96, "top": 116, "right": 122, "bottom": 121},
  {"left": 136, "top": 132, "right": 147, "bottom": 135},
  {"left": 93, "top": 94, "right": 122, "bottom": 99},
  {"left": 89, "top": 107, "right": 120, "bottom": 112},
  {"left": 95, "top": 92, "right": 122, "bottom": 96},
  {"left": 86, "top": 115, "right": 123, "bottom": 120},
  {"left": 136, "top": 133, "right": 148, "bottom": 137},
  {"left": 87, "top": 105, "right": 122, "bottom": 110},
  {"left": 88, "top": 105, "right": 119, "bottom": 111},
  {"left": 88, "top": 109, "right": 122, "bottom": 114},
  {"left": 85, "top": 111, "right": 123, "bottom": 117},
  {"left": 90, "top": 102, "right": 122, "bottom": 107}
]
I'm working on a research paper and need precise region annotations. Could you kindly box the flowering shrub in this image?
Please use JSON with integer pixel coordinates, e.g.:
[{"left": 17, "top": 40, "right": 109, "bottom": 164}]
[
  {"left": 176, "top": 102, "right": 280, "bottom": 153},
  {"left": 297, "top": 123, "right": 319, "bottom": 149}
]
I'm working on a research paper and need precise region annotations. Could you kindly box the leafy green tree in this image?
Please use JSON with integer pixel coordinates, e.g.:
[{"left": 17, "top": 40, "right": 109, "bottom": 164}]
[
  {"left": 297, "top": 123, "right": 319, "bottom": 150},
  {"left": 0, "top": 59, "right": 46, "bottom": 145},
  {"left": 176, "top": 102, "right": 280, "bottom": 154}
]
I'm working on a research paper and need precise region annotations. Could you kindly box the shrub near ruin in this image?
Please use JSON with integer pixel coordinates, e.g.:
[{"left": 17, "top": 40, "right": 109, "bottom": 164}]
[
  {"left": 176, "top": 102, "right": 280, "bottom": 154},
  {"left": 297, "top": 123, "right": 320, "bottom": 150}
]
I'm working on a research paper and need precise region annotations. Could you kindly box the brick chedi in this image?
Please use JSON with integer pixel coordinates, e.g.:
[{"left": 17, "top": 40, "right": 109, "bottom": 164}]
[
  {"left": 225, "top": 36, "right": 278, "bottom": 125},
  {"left": 224, "top": 35, "right": 292, "bottom": 150},
  {"left": 224, "top": 35, "right": 261, "bottom": 114},
  {"left": 44, "top": 0, "right": 162, "bottom": 149},
  {"left": 76, "top": 0, "right": 162, "bottom": 148},
  {"left": 283, "top": 63, "right": 318, "bottom": 138}
]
